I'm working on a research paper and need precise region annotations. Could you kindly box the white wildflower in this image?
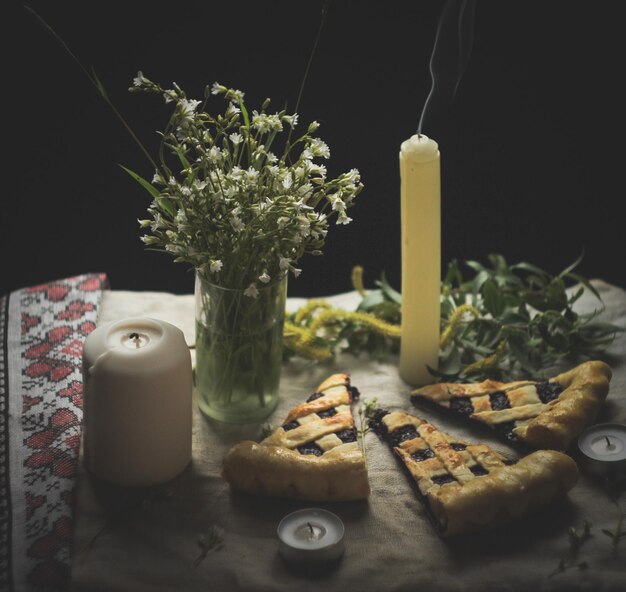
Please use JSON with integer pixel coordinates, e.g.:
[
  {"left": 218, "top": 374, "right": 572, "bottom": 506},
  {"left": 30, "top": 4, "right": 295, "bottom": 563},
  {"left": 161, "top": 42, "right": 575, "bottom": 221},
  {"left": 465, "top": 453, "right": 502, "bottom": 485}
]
[
  {"left": 225, "top": 88, "right": 245, "bottom": 103},
  {"left": 330, "top": 194, "right": 345, "bottom": 211},
  {"left": 210, "top": 260, "right": 223, "bottom": 273},
  {"left": 150, "top": 213, "right": 163, "bottom": 231},
  {"left": 246, "top": 168, "right": 259, "bottom": 183},
  {"left": 282, "top": 113, "right": 299, "bottom": 128},
  {"left": 252, "top": 111, "right": 270, "bottom": 133},
  {"left": 244, "top": 283, "right": 259, "bottom": 298},
  {"left": 293, "top": 199, "right": 312, "bottom": 214},
  {"left": 133, "top": 71, "right": 147, "bottom": 87},
  {"left": 208, "top": 147, "right": 222, "bottom": 163},
  {"left": 277, "top": 216, "right": 289, "bottom": 227},
  {"left": 279, "top": 257, "right": 291, "bottom": 271},
  {"left": 231, "top": 215, "right": 245, "bottom": 232},
  {"left": 180, "top": 99, "right": 201, "bottom": 119},
  {"left": 267, "top": 113, "right": 283, "bottom": 131},
  {"left": 282, "top": 175, "right": 293, "bottom": 190},
  {"left": 229, "top": 132, "right": 243, "bottom": 145},
  {"left": 346, "top": 168, "right": 361, "bottom": 183},
  {"left": 310, "top": 138, "right": 330, "bottom": 159},
  {"left": 259, "top": 271, "right": 271, "bottom": 284},
  {"left": 226, "top": 102, "right": 241, "bottom": 116},
  {"left": 337, "top": 212, "right": 353, "bottom": 225},
  {"left": 211, "top": 82, "right": 226, "bottom": 95},
  {"left": 309, "top": 163, "right": 327, "bottom": 178}
]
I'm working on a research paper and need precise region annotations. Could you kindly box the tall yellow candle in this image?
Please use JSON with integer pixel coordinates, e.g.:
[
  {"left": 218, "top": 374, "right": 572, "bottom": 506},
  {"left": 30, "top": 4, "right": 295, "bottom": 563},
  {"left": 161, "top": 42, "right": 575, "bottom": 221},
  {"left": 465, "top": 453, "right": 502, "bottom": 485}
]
[{"left": 399, "top": 134, "right": 440, "bottom": 386}]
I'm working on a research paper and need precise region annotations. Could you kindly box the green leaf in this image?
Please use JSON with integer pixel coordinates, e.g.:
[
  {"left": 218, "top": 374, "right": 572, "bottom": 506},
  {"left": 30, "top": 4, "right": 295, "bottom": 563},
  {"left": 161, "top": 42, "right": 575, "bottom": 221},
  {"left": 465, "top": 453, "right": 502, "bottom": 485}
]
[
  {"left": 601, "top": 529, "right": 615, "bottom": 539},
  {"left": 239, "top": 99, "right": 250, "bottom": 129},
  {"left": 482, "top": 279, "right": 505, "bottom": 316},
  {"left": 511, "top": 261, "right": 551, "bottom": 278},
  {"left": 558, "top": 250, "right": 585, "bottom": 279},
  {"left": 118, "top": 165, "right": 160, "bottom": 198},
  {"left": 91, "top": 67, "right": 109, "bottom": 101},
  {"left": 565, "top": 272, "right": 602, "bottom": 301},
  {"left": 375, "top": 272, "right": 402, "bottom": 305},
  {"left": 357, "top": 290, "right": 386, "bottom": 311}
]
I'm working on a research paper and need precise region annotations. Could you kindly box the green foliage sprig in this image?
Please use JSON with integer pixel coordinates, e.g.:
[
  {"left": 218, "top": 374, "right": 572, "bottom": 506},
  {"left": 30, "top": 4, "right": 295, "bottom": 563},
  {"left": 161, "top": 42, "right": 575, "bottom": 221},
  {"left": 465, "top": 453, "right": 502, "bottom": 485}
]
[
  {"left": 436, "top": 253, "right": 620, "bottom": 380},
  {"left": 284, "top": 254, "right": 621, "bottom": 382}
]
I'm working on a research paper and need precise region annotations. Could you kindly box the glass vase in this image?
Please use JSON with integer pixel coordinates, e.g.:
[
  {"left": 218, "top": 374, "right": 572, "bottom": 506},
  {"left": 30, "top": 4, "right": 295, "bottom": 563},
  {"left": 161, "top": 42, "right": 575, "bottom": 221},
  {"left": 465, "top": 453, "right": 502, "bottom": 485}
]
[{"left": 194, "top": 272, "right": 287, "bottom": 423}]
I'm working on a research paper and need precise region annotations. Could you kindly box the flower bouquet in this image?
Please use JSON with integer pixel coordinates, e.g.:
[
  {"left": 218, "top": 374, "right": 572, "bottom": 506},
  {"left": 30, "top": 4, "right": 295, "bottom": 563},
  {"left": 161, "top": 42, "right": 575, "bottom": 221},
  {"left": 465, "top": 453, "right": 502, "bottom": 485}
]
[{"left": 127, "top": 74, "right": 364, "bottom": 422}]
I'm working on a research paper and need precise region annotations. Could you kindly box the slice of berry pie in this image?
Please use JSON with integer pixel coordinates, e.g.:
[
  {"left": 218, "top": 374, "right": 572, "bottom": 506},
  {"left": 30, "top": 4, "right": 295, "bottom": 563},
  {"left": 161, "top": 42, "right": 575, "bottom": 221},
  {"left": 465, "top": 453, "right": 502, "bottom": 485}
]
[
  {"left": 222, "top": 373, "right": 370, "bottom": 501},
  {"left": 411, "top": 360, "right": 612, "bottom": 450},
  {"left": 370, "top": 408, "right": 578, "bottom": 536}
]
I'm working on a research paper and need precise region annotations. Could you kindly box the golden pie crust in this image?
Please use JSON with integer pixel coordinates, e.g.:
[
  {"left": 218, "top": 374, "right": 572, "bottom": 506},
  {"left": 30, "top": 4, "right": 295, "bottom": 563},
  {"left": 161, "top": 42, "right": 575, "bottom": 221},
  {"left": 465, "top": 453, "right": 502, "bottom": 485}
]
[
  {"left": 378, "top": 410, "right": 578, "bottom": 536},
  {"left": 411, "top": 360, "right": 612, "bottom": 450},
  {"left": 222, "top": 373, "right": 370, "bottom": 501}
]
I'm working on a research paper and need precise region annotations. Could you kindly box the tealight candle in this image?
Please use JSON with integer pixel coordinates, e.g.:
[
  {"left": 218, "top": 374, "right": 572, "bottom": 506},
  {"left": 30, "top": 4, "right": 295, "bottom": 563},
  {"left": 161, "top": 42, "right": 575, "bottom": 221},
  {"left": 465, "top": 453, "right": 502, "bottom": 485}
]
[
  {"left": 82, "top": 317, "right": 193, "bottom": 487},
  {"left": 277, "top": 508, "right": 345, "bottom": 564},
  {"left": 576, "top": 423, "right": 626, "bottom": 475},
  {"left": 399, "top": 134, "right": 441, "bottom": 386}
]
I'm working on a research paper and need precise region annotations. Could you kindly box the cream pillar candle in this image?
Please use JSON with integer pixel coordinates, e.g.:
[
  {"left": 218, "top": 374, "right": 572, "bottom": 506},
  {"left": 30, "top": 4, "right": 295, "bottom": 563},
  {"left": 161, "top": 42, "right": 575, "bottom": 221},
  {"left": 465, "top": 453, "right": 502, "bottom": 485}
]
[
  {"left": 82, "top": 317, "right": 192, "bottom": 487},
  {"left": 399, "top": 134, "right": 441, "bottom": 386}
]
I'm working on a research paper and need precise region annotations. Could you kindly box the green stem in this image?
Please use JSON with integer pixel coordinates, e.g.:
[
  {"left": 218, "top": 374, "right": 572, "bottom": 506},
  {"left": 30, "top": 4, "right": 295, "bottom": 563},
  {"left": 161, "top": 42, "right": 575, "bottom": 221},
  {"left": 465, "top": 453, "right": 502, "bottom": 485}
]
[
  {"left": 283, "top": 0, "right": 331, "bottom": 160},
  {"left": 25, "top": 5, "right": 159, "bottom": 172}
]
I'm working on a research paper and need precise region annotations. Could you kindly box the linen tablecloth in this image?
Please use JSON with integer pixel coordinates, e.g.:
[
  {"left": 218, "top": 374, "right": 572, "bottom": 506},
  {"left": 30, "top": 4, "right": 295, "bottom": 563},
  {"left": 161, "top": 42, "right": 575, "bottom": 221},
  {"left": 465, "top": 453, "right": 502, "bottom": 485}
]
[
  {"left": 66, "top": 280, "right": 626, "bottom": 592},
  {"left": 3, "top": 276, "right": 625, "bottom": 591}
]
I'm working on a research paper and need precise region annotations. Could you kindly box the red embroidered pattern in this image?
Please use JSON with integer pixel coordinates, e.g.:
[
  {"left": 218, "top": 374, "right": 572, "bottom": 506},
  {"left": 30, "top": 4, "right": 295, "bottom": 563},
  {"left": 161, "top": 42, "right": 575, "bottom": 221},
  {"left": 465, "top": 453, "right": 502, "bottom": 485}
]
[{"left": 13, "top": 273, "right": 108, "bottom": 590}]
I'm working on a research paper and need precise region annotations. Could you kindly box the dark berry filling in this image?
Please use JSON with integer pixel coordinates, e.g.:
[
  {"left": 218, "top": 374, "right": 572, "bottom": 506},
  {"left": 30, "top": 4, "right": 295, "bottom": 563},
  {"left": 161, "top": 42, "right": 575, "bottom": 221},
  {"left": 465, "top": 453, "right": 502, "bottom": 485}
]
[
  {"left": 297, "top": 442, "right": 324, "bottom": 456},
  {"left": 390, "top": 425, "right": 419, "bottom": 447},
  {"left": 282, "top": 421, "right": 299, "bottom": 431},
  {"left": 489, "top": 391, "right": 511, "bottom": 411},
  {"left": 493, "top": 421, "right": 518, "bottom": 442},
  {"left": 349, "top": 385, "right": 360, "bottom": 400},
  {"left": 449, "top": 396, "right": 474, "bottom": 415},
  {"left": 411, "top": 448, "right": 435, "bottom": 462},
  {"left": 470, "top": 465, "right": 488, "bottom": 476},
  {"left": 432, "top": 474, "right": 456, "bottom": 486},
  {"left": 306, "top": 392, "right": 324, "bottom": 402},
  {"left": 337, "top": 428, "right": 357, "bottom": 443},
  {"left": 368, "top": 409, "right": 390, "bottom": 436},
  {"left": 536, "top": 381, "right": 564, "bottom": 404},
  {"left": 317, "top": 407, "right": 337, "bottom": 418},
  {"left": 451, "top": 443, "right": 467, "bottom": 451}
]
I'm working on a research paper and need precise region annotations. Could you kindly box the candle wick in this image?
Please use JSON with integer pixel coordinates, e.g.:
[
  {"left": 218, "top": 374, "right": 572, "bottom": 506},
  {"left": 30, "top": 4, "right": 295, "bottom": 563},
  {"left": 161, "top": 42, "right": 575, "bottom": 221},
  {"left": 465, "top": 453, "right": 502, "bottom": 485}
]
[
  {"left": 307, "top": 522, "right": 314, "bottom": 535},
  {"left": 605, "top": 436, "right": 612, "bottom": 447},
  {"left": 129, "top": 332, "right": 142, "bottom": 348}
]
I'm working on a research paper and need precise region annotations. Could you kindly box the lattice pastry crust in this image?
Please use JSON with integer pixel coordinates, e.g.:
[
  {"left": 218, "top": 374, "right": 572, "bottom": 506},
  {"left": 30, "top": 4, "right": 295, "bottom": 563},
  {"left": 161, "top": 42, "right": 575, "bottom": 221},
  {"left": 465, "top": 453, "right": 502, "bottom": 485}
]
[
  {"left": 411, "top": 360, "right": 612, "bottom": 450},
  {"left": 222, "top": 373, "right": 370, "bottom": 501},
  {"left": 374, "top": 410, "right": 578, "bottom": 536}
]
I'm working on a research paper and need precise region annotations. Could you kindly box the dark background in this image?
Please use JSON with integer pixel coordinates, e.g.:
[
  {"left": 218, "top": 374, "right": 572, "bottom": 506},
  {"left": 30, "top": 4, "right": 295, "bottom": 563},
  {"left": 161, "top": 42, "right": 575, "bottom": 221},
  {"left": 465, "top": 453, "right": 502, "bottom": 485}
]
[{"left": 4, "top": 0, "right": 625, "bottom": 298}]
